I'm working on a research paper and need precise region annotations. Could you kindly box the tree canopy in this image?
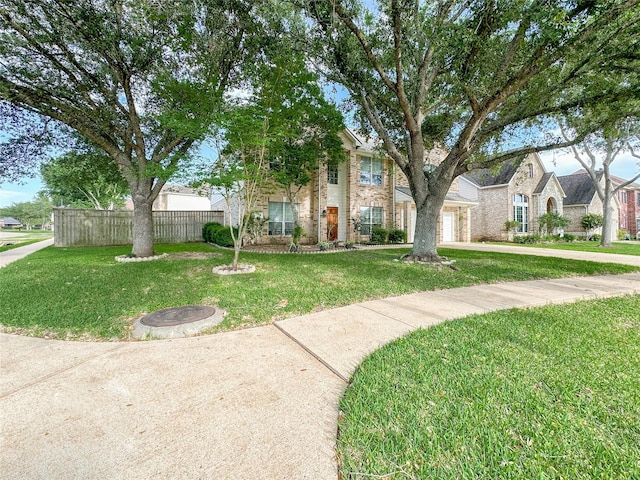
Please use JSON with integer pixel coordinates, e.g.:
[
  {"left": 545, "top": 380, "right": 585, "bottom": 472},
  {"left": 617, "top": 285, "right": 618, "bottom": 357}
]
[
  {"left": 0, "top": 0, "right": 268, "bottom": 256},
  {"left": 41, "top": 146, "right": 129, "bottom": 210},
  {"left": 304, "top": 0, "right": 640, "bottom": 260}
]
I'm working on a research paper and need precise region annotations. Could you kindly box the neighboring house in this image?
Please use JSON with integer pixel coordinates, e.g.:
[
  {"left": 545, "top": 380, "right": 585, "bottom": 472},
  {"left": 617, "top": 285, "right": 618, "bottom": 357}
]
[
  {"left": 251, "top": 129, "right": 477, "bottom": 245},
  {"left": 612, "top": 175, "right": 640, "bottom": 238},
  {"left": 460, "top": 154, "right": 566, "bottom": 241},
  {"left": 0, "top": 217, "right": 22, "bottom": 229},
  {"left": 152, "top": 185, "right": 212, "bottom": 211},
  {"left": 557, "top": 172, "right": 619, "bottom": 241}
]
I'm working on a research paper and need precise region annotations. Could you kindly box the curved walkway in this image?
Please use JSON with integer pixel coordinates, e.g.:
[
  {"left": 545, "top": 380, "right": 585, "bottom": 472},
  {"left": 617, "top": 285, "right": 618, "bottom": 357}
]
[{"left": 1, "top": 245, "right": 640, "bottom": 479}]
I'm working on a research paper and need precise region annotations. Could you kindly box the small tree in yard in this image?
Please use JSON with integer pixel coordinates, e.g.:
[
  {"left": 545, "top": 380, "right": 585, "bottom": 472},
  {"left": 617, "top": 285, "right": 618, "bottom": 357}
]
[
  {"left": 203, "top": 111, "right": 272, "bottom": 271},
  {"left": 581, "top": 213, "right": 604, "bottom": 241},
  {"left": 538, "top": 212, "right": 570, "bottom": 237},
  {"left": 504, "top": 220, "right": 521, "bottom": 241}
]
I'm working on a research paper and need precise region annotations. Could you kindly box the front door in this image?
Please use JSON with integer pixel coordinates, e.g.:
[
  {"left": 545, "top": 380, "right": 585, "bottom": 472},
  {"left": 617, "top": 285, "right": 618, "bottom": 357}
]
[{"left": 327, "top": 207, "right": 338, "bottom": 241}]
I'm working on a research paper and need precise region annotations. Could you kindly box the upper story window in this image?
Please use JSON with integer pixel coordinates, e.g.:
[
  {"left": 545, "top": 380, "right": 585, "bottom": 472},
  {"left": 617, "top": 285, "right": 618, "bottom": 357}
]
[
  {"left": 621, "top": 191, "right": 628, "bottom": 203},
  {"left": 528, "top": 164, "right": 534, "bottom": 178},
  {"left": 327, "top": 163, "right": 338, "bottom": 185},
  {"left": 637, "top": 192, "right": 640, "bottom": 207},
  {"left": 513, "top": 194, "right": 529, "bottom": 233},
  {"left": 360, "top": 156, "right": 383, "bottom": 186}
]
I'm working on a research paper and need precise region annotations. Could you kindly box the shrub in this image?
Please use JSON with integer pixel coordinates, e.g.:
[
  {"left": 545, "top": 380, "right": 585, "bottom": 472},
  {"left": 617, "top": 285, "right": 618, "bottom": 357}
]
[
  {"left": 561, "top": 233, "right": 576, "bottom": 242},
  {"left": 318, "top": 241, "right": 330, "bottom": 251},
  {"left": 202, "top": 222, "right": 224, "bottom": 243},
  {"left": 371, "top": 227, "right": 388, "bottom": 244},
  {"left": 213, "top": 226, "right": 238, "bottom": 247},
  {"left": 388, "top": 228, "right": 407, "bottom": 243},
  {"left": 513, "top": 234, "right": 541, "bottom": 244},
  {"left": 589, "top": 233, "right": 601, "bottom": 242}
]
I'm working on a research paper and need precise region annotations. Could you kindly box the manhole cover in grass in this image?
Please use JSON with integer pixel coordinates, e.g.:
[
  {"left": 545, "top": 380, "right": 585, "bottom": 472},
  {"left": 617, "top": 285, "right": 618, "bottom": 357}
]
[{"left": 140, "top": 306, "right": 216, "bottom": 327}]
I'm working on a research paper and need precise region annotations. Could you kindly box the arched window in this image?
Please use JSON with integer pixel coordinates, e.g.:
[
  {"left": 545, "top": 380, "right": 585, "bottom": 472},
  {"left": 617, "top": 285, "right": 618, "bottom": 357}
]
[{"left": 513, "top": 194, "right": 529, "bottom": 233}]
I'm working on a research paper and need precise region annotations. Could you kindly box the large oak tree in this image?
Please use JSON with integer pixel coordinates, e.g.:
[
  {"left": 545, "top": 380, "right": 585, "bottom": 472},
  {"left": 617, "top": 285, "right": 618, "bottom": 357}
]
[
  {"left": 304, "top": 0, "right": 640, "bottom": 261},
  {"left": 1, "top": 0, "right": 264, "bottom": 256}
]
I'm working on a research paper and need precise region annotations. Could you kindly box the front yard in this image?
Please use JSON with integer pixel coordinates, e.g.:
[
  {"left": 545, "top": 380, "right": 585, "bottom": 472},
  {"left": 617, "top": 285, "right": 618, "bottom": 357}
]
[
  {"left": 0, "top": 242, "right": 636, "bottom": 340},
  {"left": 337, "top": 295, "right": 640, "bottom": 479}
]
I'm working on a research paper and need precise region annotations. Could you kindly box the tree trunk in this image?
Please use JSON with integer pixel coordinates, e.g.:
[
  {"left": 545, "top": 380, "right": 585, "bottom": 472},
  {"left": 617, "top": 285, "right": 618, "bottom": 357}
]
[
  {"left": 600, "top": 195, "right": 615, "bottom": 247},
  {"left": 131, "top": 197, "right": 154, "bottom": 257},
  {"left": 410, "top": 193, "right": 445, "bottom": 262}
]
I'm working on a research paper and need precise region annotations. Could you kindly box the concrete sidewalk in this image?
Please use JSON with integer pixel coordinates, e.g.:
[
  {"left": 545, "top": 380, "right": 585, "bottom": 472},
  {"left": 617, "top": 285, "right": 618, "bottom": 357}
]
[
  {"left": 1, "top": 247, "right": 640, "bottom": 479},
  {"left": 0, "top": 238, "right": 54, "bottom": 268}
]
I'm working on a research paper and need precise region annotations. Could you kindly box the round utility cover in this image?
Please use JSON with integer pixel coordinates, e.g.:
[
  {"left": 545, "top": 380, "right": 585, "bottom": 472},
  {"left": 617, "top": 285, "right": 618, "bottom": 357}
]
[{"left": 140, "top": 306, "right": 216, "bottom": 327}]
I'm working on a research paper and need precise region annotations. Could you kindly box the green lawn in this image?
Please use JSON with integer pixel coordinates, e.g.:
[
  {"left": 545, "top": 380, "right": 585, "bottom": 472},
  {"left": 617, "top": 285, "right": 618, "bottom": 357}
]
[
  {"left": 337, "top": 296, "right": 640, "bottom": 479},
  {"left": 0, "top": 242, "right": 637, "bottom": 340},
  {"left": 0, "top": 239, "right": 44, "bottom": 252},
  {"left": 493, "top": 240, "right": 640, "bottom": 256}
]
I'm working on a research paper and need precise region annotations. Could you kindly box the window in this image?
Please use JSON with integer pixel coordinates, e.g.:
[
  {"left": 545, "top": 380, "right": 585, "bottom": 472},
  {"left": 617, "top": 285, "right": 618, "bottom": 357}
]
[
  {"left": 360, "top": 156, "right": 383, "bottom": 186},
  {"left": 268, "top": 202, "right": 295, "bottom": 236},
  {"left": 637, "top": 193, "right": 640, "bottom": 207},
  {"left": 513, "top": 194, "right": 529, "bottom": 233},
  {"left": 621, "top": 214, "right": 627, "bottom": 229},
  {"left": 327, "top": 164, "right": 338, "bottom": 185},
  {"left": 528, "top": 164, "right": 534, "bottom": 178},
  {"left": 621, "top": 191, "right": 627, "bottom": 203},
  {"left": 360, "top": 206, "right": 383, "bottom": 235}
]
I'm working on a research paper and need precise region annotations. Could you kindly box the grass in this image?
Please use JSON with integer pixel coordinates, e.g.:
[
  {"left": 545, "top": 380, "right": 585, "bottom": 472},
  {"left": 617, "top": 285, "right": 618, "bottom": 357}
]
[
  {"left": 337, "top": 296, "right": 640, "bottom": 479},
  {"left": 0, "top": 242, "right": 636, "bottom": 340},
  {"left": 0, "top": 239, "right": 44, "bottom": 252},
  {"left": 494, "top": 240, "right": 640, "bottom": 256}
]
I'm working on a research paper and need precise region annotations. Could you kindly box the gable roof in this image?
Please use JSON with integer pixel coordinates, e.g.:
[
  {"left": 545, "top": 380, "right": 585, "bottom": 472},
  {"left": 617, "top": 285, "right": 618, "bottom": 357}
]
[
  {"left": 395, "top": 187, "right": 478, "bottom": 206},
  {"left": 1, "top": 217, "right": 22, "bottom": 225},
  {"left": 462, "top": 158, "right": 521, "bottom": 187},
  {"left": 557, "top": 172, "right": 601, "bottom": 206}
]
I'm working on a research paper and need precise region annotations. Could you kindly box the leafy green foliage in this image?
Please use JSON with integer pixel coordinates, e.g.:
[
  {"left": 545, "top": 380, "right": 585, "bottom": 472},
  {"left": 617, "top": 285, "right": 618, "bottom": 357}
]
[
  {"left": 538, "top": 212, "right": 570, "bottom": 236},
  {"left": 370, "top": 226, "right": 388, "bottom": 244},
  {"left": 41, "top": 148, "right": 128, "bottom": 209},
  {"left": 388, "top": 229, "right": 407, "bottom": 243},
  {"left": 0, "top": 194, "right": 52, "bottom": 229}
]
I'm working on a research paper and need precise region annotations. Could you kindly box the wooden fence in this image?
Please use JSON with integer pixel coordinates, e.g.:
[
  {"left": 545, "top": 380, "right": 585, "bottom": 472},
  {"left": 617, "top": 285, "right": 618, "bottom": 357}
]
[{"left": 54, "top": 209, "right": 225, "bottom": 247}]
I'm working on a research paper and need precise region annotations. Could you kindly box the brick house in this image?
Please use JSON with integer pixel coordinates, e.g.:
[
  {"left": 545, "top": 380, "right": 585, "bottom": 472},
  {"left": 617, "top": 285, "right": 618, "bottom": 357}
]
[
  {"left": 557, "top": 172, "right": 619, "bottom": 241},
  {"left": 251, "top": 129, "right": 477, "bottom": 244},
  {"left": 611, "top": 175, "right": 640, "bottom": 238},
  {"left": 460, "top": 153, "right": 566, "bottom": 241}
]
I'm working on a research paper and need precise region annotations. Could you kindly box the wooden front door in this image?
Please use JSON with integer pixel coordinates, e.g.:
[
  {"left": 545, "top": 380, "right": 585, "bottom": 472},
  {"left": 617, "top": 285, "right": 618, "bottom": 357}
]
[{"left": 326, "top": 207, "right": 338, "bottom": 241}]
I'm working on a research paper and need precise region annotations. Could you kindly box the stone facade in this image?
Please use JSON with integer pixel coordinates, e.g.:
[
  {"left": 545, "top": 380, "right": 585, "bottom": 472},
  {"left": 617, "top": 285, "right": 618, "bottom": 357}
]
[{"left": 462, "top": 154, "right": 567, "bottom": 241}]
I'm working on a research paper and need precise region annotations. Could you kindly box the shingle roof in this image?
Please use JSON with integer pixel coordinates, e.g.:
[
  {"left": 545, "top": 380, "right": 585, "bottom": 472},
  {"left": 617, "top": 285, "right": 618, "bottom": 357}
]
[
  {"left": 395, "top": 187, "right": 477, "bottom": 205},
  {"left": 1, "top": 217, "right": 22, "bottom": 225},
  {"left": 533, "top": 172, "right": 555, "bottom": 195},
  {"left": 557, "top": 172, "right": 601, "bottom": 206},
  {"left": 462, "top": 158, "right": 521, "bottom": 187}
]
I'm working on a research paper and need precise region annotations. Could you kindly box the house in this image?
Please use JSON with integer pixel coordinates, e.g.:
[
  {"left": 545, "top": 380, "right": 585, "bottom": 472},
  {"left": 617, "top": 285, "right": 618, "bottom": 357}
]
[
  {"left": 250, "top": 129, "right": 477, "bottom": 244},
  {"left": 460, "top": 154, "right": 566, "bottom": 241},
  {"left": 557, "top": 172, "right": 619, "bottom": 241},
  {"left": 612, "top": 175, "right": 640, "bottom": 238},
  {"left": 152, "top": 185, "right": 212, "bottom": 211},
  {"left": 0, "top": 217, "right": 22, "bottom": 229}
]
